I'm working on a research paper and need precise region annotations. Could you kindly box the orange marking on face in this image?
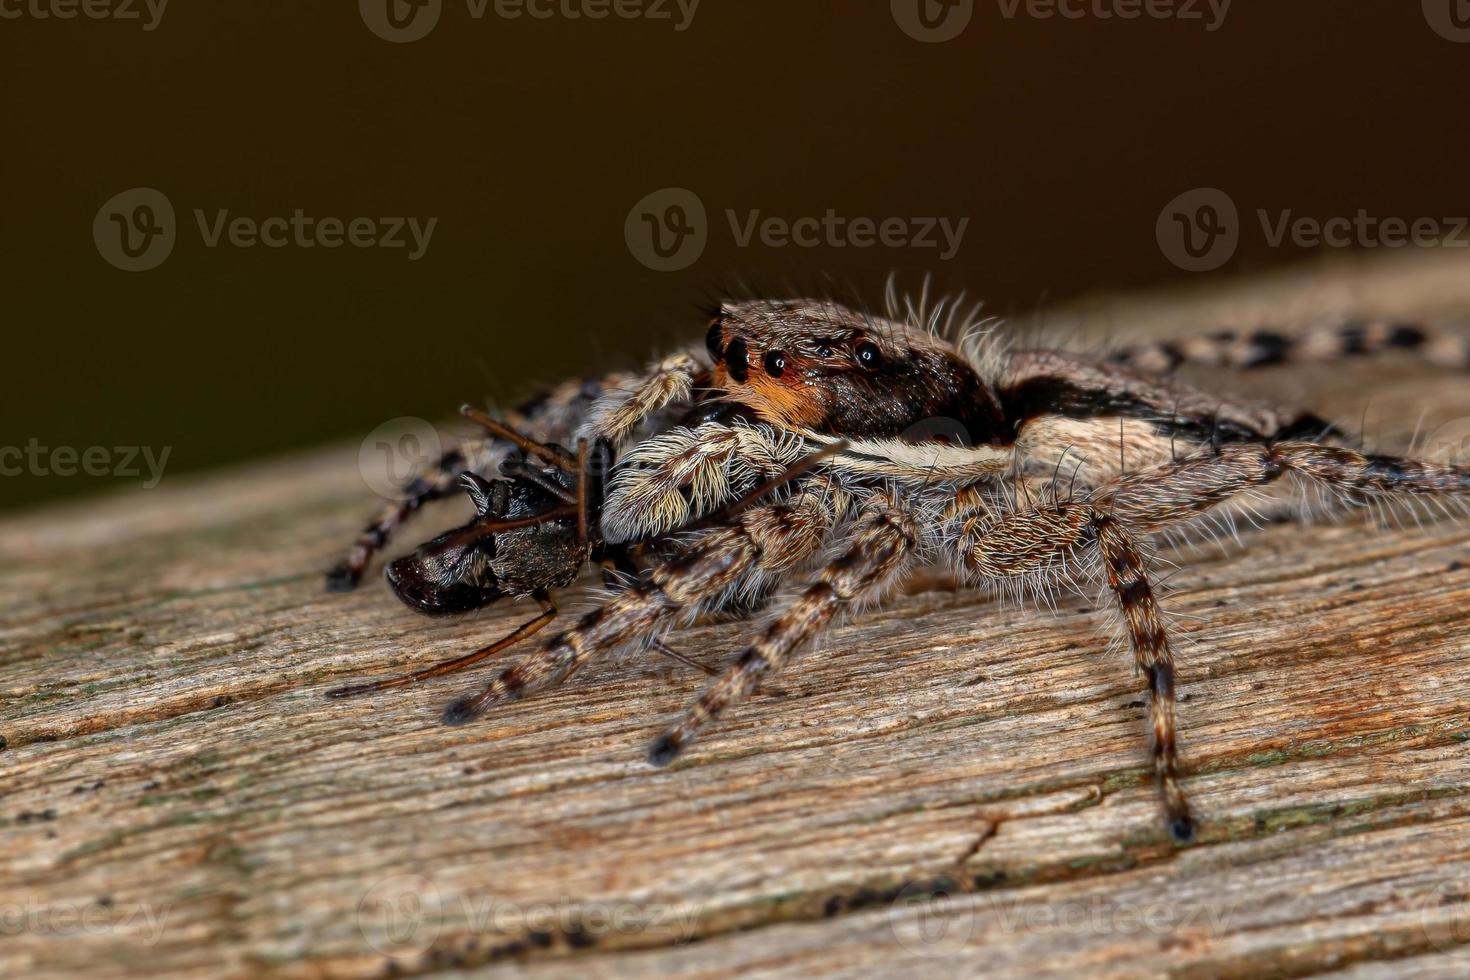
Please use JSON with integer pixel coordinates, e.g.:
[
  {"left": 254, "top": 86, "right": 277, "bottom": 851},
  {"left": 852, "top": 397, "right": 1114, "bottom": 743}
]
[{"left": 711, "top": 360, "right": 829, "bottom": 428}]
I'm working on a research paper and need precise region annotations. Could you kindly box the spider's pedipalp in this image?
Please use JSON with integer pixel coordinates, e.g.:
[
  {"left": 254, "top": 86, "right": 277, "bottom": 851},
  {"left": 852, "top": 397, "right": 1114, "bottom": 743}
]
[
  {"left": 650, "top": 490, "right": 919, "bottom": 766},
  {"left": 600, "top": 421, "right": 808, "bottom": 543}
]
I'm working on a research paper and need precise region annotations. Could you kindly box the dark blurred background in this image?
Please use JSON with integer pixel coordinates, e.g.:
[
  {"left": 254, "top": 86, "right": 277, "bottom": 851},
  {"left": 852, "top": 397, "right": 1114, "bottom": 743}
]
[{"left": 3, "top": 0, "right": 1467, "bottom": 511}]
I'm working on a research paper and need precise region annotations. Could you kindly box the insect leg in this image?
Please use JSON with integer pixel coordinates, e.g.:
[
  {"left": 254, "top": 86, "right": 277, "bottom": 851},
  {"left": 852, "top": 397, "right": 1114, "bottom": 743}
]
[{"left": 325, "top": 592, "right": 558, "bottom": 698}]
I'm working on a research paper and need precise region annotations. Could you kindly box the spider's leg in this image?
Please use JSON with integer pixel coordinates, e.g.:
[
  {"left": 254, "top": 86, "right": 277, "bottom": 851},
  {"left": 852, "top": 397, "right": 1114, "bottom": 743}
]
[
  {"left": 439, "top": 476, "right": 847, "bottom": 725},
  {"left": 326, "top": 443, "right": 482, "bottom": 591},
  {"left": 648, "top": 491, "right": 918, "bottom": 766},
  {"left": 576, "top": 350, "right": 704, "bottom": 450},
  {"left": 324, "top": 592, "right": 558, "bottom": 698},
  {"left": 945, "top": 492, "right": 1195, "bottom": 842},
  {"left": 1111, "top": 318, "right": 1470, "bottom": 374},
  {"left": 325, "top": 374, "right": 621, "bottom": 592},
  {"left": 1098, "top": 442, "right": 1470, "bottom": 534}
]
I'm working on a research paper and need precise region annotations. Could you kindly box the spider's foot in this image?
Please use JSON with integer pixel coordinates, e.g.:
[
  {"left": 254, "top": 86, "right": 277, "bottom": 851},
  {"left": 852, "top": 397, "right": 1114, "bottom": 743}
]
[
  {"left": 1169, "top": 813, "right": 1198, "bottom": 845},
  {"left": 441, "top": 696, "right": 483, "bottom": 727},
  {"left": 648, "top": 734, "right": 683, "bottom": 767},
  {"left": 325, "top": 562, "right": 362, "bottom": 592}
]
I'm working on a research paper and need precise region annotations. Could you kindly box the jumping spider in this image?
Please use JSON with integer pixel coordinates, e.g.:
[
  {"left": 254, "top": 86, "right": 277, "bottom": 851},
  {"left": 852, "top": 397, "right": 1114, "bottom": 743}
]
[{"left": 326, "top": 295, "right": 1470, "bottom": 843}]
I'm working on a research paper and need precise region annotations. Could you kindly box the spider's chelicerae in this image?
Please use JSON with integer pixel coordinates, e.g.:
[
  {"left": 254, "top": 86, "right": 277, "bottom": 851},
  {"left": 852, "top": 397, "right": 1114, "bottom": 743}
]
[{"left": 326, "top": 294, "right": 1470, "bottom": 844}]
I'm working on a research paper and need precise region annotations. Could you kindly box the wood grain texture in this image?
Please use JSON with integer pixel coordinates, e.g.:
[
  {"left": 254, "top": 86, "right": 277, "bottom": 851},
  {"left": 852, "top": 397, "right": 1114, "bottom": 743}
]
[{"left": 4, "top": 250, "right": 1470, "bottom": 980}]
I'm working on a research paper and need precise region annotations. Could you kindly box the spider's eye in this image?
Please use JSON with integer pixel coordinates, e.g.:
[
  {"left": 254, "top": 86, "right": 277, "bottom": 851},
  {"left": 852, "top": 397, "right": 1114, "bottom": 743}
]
[
  {"left": 763, "top": 350, "right": 787, "bottom": 378},
  {"left": 855, "top": 341, "right": 883, "bottom": 371},
  {"left": 724, "top": 337, "right": 750, "bottom": 383},
  {"left": 705, "top": 319, "right": 724, "bottom": 363}
]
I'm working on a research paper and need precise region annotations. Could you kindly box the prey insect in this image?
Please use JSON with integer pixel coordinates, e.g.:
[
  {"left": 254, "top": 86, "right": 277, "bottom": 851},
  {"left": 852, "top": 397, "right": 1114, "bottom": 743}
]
[{"left": 326, "top": 295, "right": 1470, "bottom": 843}]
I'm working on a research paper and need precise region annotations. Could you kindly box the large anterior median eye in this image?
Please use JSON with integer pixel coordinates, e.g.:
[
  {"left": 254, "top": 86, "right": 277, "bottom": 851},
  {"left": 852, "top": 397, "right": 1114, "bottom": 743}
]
[
  {"left": 705, "top": 320, "right": 724, "bottom": 362},
  {"left": 855, "top": 341, "right": 883, "bottom": 371},
  {"left": 724, "top": 337, "right": 750, "bottom": 382}
]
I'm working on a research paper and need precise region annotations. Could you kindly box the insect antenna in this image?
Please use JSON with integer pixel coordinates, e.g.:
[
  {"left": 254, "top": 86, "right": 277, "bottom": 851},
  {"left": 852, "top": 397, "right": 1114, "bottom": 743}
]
[
  {"left": 460, "top": 404, "right": 578, "bottom": 473},
  {"left": 324, "top": 592, "right": 559, "bottom": 699}
]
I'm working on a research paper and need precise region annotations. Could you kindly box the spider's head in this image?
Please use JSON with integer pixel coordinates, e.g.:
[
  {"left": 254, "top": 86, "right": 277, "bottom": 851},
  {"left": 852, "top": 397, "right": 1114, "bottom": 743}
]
[{"left": 704, "top": 300, "right": 1007, "bottom": 445}]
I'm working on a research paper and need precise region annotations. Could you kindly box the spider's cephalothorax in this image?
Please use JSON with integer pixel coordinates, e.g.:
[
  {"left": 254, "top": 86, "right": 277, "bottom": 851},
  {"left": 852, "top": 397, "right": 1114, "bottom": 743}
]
[
  {"left": 326, "top": 296, "right": 1470, "bottom": 844},
  {"left": 705, "top": 298, "right": 1008, "bottom": 445}
]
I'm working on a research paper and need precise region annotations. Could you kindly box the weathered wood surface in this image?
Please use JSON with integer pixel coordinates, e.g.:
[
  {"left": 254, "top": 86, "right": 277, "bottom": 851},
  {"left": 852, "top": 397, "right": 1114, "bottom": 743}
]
[{"left": 5, "top": 251, "right": 1470, "bottom": 980}]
